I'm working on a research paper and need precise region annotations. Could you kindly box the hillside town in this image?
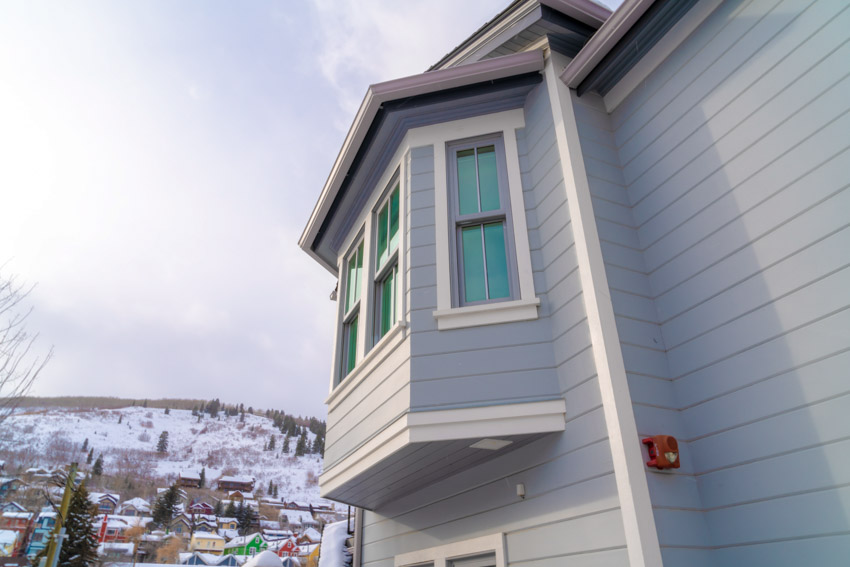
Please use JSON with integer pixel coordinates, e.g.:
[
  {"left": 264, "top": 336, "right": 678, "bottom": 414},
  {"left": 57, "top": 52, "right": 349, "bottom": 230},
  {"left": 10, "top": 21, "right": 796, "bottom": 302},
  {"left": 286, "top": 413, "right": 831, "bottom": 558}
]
[{"left": 0, "top": 463, "right": 349, "bottom": 567}]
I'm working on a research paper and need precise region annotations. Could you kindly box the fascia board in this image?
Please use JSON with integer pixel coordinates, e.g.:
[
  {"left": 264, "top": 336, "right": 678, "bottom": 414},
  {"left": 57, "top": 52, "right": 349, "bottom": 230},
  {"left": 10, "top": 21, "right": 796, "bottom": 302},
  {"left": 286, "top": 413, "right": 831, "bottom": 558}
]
[
  {"left": 299, "top": 50, "right": 545, "bottom": 264},
  {"left": 559, "top": 0, "right": 656, "bottom": 88},
  {"left": 539, "top": 0, "right": 610, "bottom": 27}
]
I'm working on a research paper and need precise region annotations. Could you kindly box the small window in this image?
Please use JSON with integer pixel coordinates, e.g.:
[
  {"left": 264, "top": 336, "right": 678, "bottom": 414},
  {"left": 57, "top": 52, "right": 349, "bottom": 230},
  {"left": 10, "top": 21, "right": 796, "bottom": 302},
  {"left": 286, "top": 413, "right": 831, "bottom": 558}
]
[
  {"left": 340, "top": 238, "right": 364, "bottom": 382},
  {"left": 448, "top": 136, "right": 517, "bottom": 306},
  {"left": 373, "top": 178, "right": 400, "bottom": 344}
]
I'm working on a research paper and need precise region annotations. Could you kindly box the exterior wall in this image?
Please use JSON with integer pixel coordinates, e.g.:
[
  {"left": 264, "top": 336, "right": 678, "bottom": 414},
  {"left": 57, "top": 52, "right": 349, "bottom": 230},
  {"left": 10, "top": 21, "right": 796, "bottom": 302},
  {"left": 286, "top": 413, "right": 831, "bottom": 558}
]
[
  {"left": 359, "top": 76, "right": 628, "bottom": 567},
  {"left": 574, "top": 0, "right": 850, "bottom": 564}
]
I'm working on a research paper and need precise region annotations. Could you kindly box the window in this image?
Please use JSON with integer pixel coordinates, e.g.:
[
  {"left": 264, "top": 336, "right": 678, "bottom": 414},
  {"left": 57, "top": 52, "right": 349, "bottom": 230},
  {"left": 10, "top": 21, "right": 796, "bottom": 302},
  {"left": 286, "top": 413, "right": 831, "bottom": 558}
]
[
  {"left": 373, "top": 178, "right": 400, "bottom": 343},
  {"left": 340, "top": 238, "right": 364, "bottom": 382},
  {"left": 448, "top": 136, "right": 516, "bottom": 306},
  {"left": 395, "top": 533, "right": 505, "bottom": 567}
]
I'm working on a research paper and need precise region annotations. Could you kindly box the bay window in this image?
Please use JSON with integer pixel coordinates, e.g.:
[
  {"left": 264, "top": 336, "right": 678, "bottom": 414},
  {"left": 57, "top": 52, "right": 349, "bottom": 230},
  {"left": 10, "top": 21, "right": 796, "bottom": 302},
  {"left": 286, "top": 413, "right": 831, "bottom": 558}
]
[
  {"left": 373, "top": 178, "right": 400, "bottom": 343},
  {"left": 340, "top": 238, "right": 363, "bottom": 382}
]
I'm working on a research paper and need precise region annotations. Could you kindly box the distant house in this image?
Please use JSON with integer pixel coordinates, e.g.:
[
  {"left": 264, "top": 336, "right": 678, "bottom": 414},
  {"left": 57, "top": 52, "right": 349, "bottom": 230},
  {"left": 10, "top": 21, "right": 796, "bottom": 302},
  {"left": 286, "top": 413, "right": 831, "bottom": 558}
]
[
  {"left": 25, "top": 509, "right": 56, "bottom": 559},
  {"left": 169, "top": 515, "right": 192, "bottom": 537},
  {"left": 193, "top": 516, "right": 217, "bottom": 534},
  {"left": 277, "top": 511, "right": 317, "bottom": 533},
  {"left": 88, "top": 492, "right": 120, "bottom": 515},
  {"left": 216, "top": 477, "right": 254, "bottom": 493},
  {"left": 187, "top": 500, "right": 215, "bottom": 516},
  {"left": 226, "top": 491, "right": 253, "bottom": 503},
  {"left": 96, "top": 514, "right": 152, "bottom": 543},
  {"left": 157, "top": 487, "right": 189, "bottom": 503},
  {"left": 0, "top": 479, "right": 22, "bottom": 500},
  {"left": 295, "top": 529, "right": 320, "bottom": 546},
  {"left": 272, "top": 538, "right": 300, "bottom": 559},
  {"left": 118, "top": 497, "right": 151, "bottom": 517},
  {"left": 178, "top": 472, "right": 203, "bottom": 489},
  {"left": 181, "top": 551, "right": 242, "bottom": 566},
  {"left": 96, "top": 542, "right": 135, "bottom": 561},
  {"left": 0, "top": 505, "right": 25, "bottom": 515},
  {"left": 189, "top": 532, "right": 225, "bottom": 556},
  {"left": 222, "top": 533, "right": 266, "bottom": 557},
  {"left": 0, "top": 512, "right": 34, "bottom": 556},
  {"left": 216, "top": 517, "right": 238, "bottom": 532}
]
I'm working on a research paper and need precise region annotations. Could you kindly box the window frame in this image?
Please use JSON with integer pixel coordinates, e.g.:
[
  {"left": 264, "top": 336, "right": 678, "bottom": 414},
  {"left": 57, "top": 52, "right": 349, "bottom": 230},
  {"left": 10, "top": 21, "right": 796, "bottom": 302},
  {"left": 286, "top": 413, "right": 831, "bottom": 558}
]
[
  {"left": 372, "top": 174, "right": 401, "bottom": 346},
  {"left": 394, "top": 533, "right": 505, "bottom": 567},
  {"left": 339, "top": 234, "right": 364, "bottom": 385},
  {"left": 446, "top": 134, "right": 519, "bottom": 307}
]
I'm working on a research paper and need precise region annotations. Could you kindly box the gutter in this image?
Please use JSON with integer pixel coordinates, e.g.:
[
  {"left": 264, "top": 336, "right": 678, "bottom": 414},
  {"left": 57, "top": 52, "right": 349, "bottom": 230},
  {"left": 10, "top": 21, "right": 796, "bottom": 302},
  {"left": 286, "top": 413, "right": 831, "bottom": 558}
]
[
  {"left": 299, "top": 50, "right": 545, "bottom": 272},
  {"left": 559, "top": 0, "right": 656, "bottom": 88}
]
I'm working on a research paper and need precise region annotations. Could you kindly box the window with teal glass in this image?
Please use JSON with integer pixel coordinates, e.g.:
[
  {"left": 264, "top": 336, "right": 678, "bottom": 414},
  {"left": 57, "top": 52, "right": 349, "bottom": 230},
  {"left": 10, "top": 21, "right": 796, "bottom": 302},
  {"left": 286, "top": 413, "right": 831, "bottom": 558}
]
[
  {"left": 449, "top": 135, "right": 516, "bottom": 306},
  {"left": 340, "top": 239, "right": 363, "bottom": 382},
  {"left": 374, "top": 177, "right": 400, "bottom": 343}
]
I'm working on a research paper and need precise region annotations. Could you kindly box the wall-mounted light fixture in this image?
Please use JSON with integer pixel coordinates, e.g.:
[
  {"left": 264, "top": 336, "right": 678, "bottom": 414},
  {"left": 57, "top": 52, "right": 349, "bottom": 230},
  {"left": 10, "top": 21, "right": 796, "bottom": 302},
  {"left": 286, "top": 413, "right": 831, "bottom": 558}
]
[
  {"left": 642, "top": 435, "right": 680, "bottom": 470},
  {"left": 516, "top": 483, "right": 526, "bottom": 499}
]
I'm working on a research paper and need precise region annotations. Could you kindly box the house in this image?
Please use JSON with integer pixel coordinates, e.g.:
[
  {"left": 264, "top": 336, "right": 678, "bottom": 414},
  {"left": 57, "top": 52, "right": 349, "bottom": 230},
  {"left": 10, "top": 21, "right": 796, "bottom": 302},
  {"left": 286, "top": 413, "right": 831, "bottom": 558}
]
[
  {"left": 216, "top": 477, "right": 254, "bottom": 493},
  {"left": 189, "top": 532, "right": 225, "bottom": 555},
  {"left": 25, "top": 509, "right": 56, "bottom": 559},
  {"left": 0, "top": 513, "right": 33, "bottom": 557},
  {"left": 96, "top": 542, "right": 135, "bottom": 561},
  {"left": 294, "top": 529, "right": 320, "bottom": 546},
  {"left": 181, "top": 551, "right": 243, "bottom": 566},
  {"left": 299, "top": 0, "right": 850, "bottom": 565},
  {"left": 187, "top": 500, "right": 215, "bottom": 516},
  {"left": 157, "top": 487, "right": 189, "bottom": 502},
  {"left": 226, "top": 491, "right": 253, "bottom": 503},
  {"left": 178, "top": 472, "right": 203, "bottom": 489},
  {"left": 169, "top": 515, "right": 192, "bottom": 537},
  {"left": 216, "top": 517, "right": 238, "bottom": 532},
  {"left": 117, "top": 497, "right": 151, "bottom": 517},
  {"left": 192, "top": 516, "right": 218, "bottom": 534},
  {"left": 95, "top": 514, "right": 152, "bottom": 543},
  {"left": 271, "top": 539, "right": 299, "bottom": 559},
  {"left": 222, "top": 533, "right": 266, "bottom": 557},
  {"left": 276, "top": 511, "right": 317, "bottom": 533},
  {"left": 0, "top": 480, "right": 21, "bottom": 500},
  {"left": 0, "top": 506, "right": 24, "bottom": 516},
  {"left": 88, "top": 492, "right": 120, "bottom": 515}
]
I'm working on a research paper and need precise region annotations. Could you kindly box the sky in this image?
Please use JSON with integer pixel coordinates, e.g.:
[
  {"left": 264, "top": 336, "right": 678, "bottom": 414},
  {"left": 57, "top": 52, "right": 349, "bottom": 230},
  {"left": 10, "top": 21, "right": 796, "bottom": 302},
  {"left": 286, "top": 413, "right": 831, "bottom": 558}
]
[{"left": 0, "top": 1, "right": 616, "bottom": 419}]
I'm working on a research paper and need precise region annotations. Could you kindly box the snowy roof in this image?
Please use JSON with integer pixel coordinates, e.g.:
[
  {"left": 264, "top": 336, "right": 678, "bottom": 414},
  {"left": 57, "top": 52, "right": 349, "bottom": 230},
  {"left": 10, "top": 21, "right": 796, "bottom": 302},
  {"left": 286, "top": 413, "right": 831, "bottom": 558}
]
[
  {"left": 89, "top": 492, "right": 120, "bottom": 503},
  {"left": 242, "top": 551, "right": 281, "bottom": 567},
  {"left": 192, "top": 531, "right": 224, "bottom": 541},
  {"left": 318, "top": 522, "right": 350, "bottom": 567},
  {"left": 0, "top": 531, "right": 19, "bottom": 545},
  {"left": 97, "top": 542, "right": 135, "bottom": 555},
  {"left": 217, "top": 517, "right": 237, "bottom": 523},
  {"left": 1, "top": 512, "right": 33, "bottom": 520},
  {"left": 278, "top": 511, "right": 315, "bottom": 524},
  {"left": 120, "top": 497, "right": 151, "bottom": 510},
  {"left": 299, "top": 528, "right": 321, "bottom": 543},
  {"left": 180, "top": 471, "right": 202, "bottom": 480},
  {"left": 229, "top": 491, "right": 254, "bottom": 499},
  {"left": 218, "top": 476, "right": 254, "bottom": 484}
]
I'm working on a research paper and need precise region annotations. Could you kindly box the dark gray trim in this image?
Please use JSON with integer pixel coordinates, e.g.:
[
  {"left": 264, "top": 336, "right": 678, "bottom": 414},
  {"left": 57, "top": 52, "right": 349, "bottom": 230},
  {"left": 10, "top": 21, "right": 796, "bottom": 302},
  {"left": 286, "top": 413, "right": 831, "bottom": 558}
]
[{"left": 576, "top": 0, "right": 700, "bottom": 96}]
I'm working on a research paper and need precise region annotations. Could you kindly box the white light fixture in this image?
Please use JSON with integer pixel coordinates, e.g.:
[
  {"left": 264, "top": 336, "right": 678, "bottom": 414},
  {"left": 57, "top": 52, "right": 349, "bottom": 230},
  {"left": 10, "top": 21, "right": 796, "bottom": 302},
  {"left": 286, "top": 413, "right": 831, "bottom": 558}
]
[
  {"left": 470, "top": 438, "right": 513, "bottom": 450},
  {"left": 516, "top": 483, "right": 526, "bottom": 499}
]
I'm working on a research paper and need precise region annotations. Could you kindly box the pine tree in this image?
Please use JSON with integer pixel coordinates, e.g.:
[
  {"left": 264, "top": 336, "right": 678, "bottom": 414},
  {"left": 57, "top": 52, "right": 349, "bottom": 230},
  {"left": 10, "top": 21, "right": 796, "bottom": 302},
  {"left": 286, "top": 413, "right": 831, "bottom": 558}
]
[
  {"left": 157, "top": 431, "right": 169, "bottom": 453},
  {"left": 268, "top": 435, "right": 276, "bottom": 452},
  {"left": 81, "top": 438, "right": 89, "bottom": 452},
  {"left": 60, "top": 482, "right": 98, "bottom": 567},
  {"left": 118, "top": 415, "right": 123, "bottom": 424},
  {"left": 295, "top": 433, "right": 306, "bottom": 457},
  {"left": 268, "top": 480, "right": 274, "bottom": 495},
  {"left": 224, "top": 500, "right": 237, "bottom": 519},
  {"left": 272, "top": 484, "right": 278, "bottom": 498},
  {"left": 152, "top": 485, "right": 180, "bottom": 528},
  {"left": 92, "top": 454, "right": 103, "bottom": 476},
  {"left": 199, "top": 468, "right": 206, "bottom": 489},
  {"left": 164, "top": 407, "right": 170, "bottom": 415},
  {"left": 86, "top": 448, "right": 93, "bottom": 465},
  {"left": 282, "top": 435, "right": 290, "bottom": 454},
  {"left": 143, "top": 399, "right": 148, "bottom": 408},
  {"left": 239, "top": 409, "right": 244, "bottom": 423},
  {"left": 214, "top": 499, "right": 223, "bottom": 517},
  {"left": 311, "top": 434, "right": 323, "bottom": 455},
  {"left": 236, "top": 501, "right": 248, "bottom": 535}
]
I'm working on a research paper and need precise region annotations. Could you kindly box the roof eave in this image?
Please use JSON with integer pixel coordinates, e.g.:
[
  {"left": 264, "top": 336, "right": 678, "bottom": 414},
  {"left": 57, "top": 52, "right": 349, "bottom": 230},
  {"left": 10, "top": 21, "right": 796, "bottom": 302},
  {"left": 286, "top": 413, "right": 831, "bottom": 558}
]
[
  {"left": 559, "top": 0, "right": 656, "bottom": 88},
  {"left": 299, "top": 49, "right": 546, "bottom": 272}
]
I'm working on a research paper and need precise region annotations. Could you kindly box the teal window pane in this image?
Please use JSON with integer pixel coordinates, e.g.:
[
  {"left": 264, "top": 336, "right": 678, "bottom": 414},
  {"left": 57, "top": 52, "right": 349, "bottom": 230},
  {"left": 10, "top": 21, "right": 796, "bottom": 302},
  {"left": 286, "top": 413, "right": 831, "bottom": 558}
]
[
  {"left": 355, "top": 242, "right": 363, "bottom": 300},
  {"left": 345, "top": 254, "right": 356, "bottom": 313},
  {"left": 380, "top": 268, "right": 396, "bottom": 337},
  {"left": 377, "top": 204, "right": 388, "bottom": 269},
  {"left": 484, "top": 222, "right": 509, "bottom": 299},
  {"left": 477, "top": 146, "right": 500, "bottom": 212},
  {"left": 461, "top": 226, "right": 486, "bottom": 303},
  {"left": 388, "top": 187, "right": 399, "bottom": 253},
  {"left": 457, "top": 149, "right": 478, "bottom": 215},
  {"left": 345, "top": 315, "right": 358, "bottom": 375}
]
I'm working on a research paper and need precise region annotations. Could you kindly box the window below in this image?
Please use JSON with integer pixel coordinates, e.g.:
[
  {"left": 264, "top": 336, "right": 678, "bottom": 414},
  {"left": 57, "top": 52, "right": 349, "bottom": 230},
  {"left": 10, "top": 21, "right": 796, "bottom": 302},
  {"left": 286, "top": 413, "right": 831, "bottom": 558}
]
[{"left": 340, "top": 239, "right": 364, "bottom": 383}]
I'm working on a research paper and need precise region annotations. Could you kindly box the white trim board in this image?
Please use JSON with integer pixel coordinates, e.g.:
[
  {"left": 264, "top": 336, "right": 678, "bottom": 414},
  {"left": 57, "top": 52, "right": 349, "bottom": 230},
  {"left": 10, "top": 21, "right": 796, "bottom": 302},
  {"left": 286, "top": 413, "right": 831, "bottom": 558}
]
[
  {"left": 319, "top": 399, "right": 567, "bottom": 499},
  {"left": 395, "top": 533, "right": 506, "bottom": 567},
  {"left": 544, "top": 52, "right": 663, "bottom": 567}
]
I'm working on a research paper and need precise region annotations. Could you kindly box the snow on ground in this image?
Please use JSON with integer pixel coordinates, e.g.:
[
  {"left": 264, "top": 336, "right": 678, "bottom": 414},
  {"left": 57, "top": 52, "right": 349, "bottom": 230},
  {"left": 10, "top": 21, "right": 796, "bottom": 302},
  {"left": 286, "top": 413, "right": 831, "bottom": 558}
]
[{"left": 0, "top": 406, "right": 326, "bottom": 505}]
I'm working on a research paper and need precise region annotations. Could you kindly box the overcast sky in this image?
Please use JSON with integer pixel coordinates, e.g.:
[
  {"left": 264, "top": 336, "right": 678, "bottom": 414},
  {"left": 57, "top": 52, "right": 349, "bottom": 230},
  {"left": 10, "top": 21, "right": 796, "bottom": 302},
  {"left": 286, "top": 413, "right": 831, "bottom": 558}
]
[{"left": 0, "top": 1, "right": 616, "bottom": 419}]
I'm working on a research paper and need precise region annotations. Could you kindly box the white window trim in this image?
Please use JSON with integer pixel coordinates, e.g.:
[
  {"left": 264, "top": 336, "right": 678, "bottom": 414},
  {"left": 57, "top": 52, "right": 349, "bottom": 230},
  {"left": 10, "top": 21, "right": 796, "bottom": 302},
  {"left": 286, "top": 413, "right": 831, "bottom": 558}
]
[
  {"left": 394, "top": 533, "right": 506, "bottom": 567},
  {"left": 328, "top": 146, "right": 409, "bottom": 396},
  {"left": 406, "top": 109, "right": 538, "bottom": 330}
]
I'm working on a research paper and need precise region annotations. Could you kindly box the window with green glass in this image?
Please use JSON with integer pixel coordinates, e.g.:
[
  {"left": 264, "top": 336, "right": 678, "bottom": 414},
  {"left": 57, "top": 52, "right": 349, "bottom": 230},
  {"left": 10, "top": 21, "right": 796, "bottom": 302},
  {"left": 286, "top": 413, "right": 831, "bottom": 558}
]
[
  {"left": 449, "top": 136, "right": 516, "bottom": 306},
  {"left": 374, "top": 179, "right": 400, "bottom": 343},
  {"left": 340, "top": 239, "right": 363, "bottom": 382}
]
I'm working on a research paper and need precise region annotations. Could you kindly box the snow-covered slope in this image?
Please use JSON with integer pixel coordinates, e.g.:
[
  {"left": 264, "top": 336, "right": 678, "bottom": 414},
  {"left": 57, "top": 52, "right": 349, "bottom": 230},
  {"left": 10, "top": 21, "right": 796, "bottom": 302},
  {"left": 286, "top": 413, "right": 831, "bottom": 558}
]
[{"left": 0, "top": 406, "right": 324, "bottom": 504}]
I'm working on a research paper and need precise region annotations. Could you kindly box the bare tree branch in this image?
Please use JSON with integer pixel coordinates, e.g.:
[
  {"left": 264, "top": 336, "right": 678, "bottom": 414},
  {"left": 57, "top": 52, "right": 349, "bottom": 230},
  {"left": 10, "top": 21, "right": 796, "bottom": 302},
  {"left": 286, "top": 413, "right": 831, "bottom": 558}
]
[{"left": 0, "top": 270, "right": 53, "bottom": 423}]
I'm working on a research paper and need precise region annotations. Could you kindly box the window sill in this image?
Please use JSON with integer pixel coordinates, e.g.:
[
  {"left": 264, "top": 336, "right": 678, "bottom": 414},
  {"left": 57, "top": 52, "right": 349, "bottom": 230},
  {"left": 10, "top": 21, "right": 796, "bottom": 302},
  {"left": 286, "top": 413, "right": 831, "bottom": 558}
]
[
  {"left": 325, "top": 322, "right": 406, "bottom": 409},
  {"left": 432, "top": 297, "right": 540, "bottom": 330}
]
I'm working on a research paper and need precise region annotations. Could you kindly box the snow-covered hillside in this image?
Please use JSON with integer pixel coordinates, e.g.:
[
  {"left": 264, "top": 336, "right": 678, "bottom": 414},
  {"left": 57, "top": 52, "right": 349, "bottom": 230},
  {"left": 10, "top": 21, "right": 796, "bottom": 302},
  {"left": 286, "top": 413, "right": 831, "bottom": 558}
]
[{"left": 0, "top": 406, "right": 325, "bottom": 505}]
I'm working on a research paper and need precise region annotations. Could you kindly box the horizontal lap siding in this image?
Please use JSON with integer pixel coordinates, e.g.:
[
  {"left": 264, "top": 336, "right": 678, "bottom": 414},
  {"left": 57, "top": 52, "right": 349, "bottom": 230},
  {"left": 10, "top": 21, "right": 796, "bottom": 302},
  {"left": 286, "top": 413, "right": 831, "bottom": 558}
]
[
  {"left": 606, "top": 0, "right": 850, "bottom": 562},
  {"left": 360, "top": 80, "right": 622, "bottom": 567}
]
